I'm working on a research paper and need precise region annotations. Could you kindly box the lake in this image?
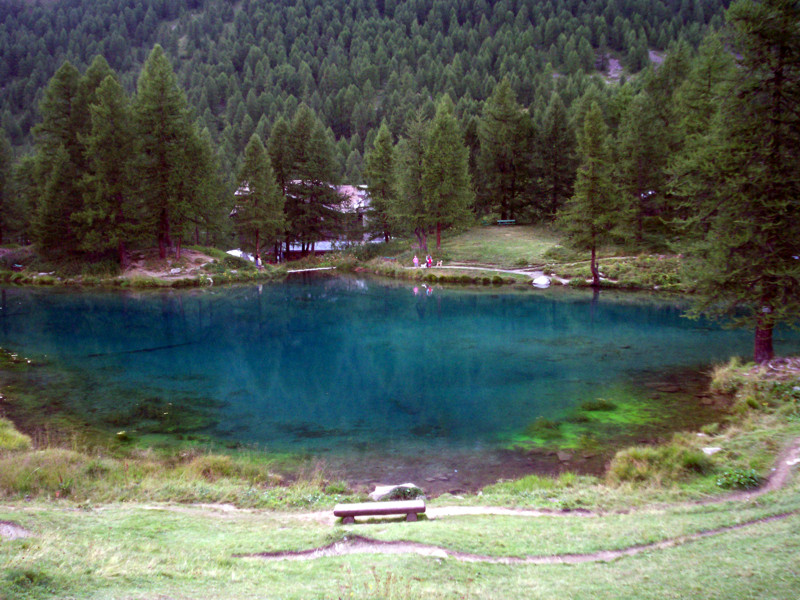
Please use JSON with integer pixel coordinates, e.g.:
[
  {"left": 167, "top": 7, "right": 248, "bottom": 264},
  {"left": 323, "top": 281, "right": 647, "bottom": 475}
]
[{"left": 1, "top": 275, "right": 797, "bottom": 490}]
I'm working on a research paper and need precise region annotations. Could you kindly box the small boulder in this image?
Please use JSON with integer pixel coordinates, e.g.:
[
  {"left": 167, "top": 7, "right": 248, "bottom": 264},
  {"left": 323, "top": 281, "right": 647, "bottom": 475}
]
[
  {"left": 532, "top": 275, "right": 551, "bottom": 289},
  {"left": 369, "top": 483, "right": 424, "bottom": 501}
]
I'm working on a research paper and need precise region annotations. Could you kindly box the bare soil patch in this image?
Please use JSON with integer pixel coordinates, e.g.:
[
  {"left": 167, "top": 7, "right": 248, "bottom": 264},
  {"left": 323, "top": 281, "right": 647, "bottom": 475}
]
[{"left": 121, "top": 248, "right": 215, "bottom": 280}]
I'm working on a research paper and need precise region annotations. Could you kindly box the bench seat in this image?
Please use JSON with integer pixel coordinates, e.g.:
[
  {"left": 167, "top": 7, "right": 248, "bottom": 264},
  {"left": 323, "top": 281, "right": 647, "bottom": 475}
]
[{"left": 334, "top": 499, "right": 426, "bottom": 524}]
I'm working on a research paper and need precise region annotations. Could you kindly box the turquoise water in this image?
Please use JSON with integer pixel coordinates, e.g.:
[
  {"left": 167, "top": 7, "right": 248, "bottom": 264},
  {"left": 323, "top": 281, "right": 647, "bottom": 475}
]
[{"left": 0, "top": 275, "right": 797, "bottom": 457}]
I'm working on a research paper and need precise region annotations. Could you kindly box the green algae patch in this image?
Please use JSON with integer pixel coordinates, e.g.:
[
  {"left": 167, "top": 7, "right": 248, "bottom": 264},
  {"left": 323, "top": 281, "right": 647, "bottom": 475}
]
[{"left": 504, "top": 376, "right": 721, "bottom": 454}]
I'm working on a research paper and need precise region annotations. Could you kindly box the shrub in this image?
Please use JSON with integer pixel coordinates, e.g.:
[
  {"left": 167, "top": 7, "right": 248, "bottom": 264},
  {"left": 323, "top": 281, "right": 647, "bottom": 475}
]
[
  {"left": 384, "top": 485, "right": 423, "bottom": 500},
  {"left": 716, "top": 468, "right": 762, "bottom": 490},
  {"left": 324, "top": 481, "right": 350, "bottom": 495},
  {"left": 710, "top": 358, "right": 746, "bottom": 394},
  {"left": 607, "top": 439, "right": 714, "bottom": 484}
]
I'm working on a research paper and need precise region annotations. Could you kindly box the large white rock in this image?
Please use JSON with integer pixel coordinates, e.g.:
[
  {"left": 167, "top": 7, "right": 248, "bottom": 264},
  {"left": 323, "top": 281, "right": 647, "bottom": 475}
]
[
  {"left": 369, "top": 482, "right": 423, "bottom": 501},
  {"left": 532, "top": 275, "right": 551, "bottom": 289}
]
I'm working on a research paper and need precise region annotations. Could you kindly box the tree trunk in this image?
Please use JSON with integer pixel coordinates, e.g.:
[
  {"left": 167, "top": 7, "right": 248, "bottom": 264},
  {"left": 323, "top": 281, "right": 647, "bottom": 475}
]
[
  {"left": 176, "top": 237, "right": 182, "bottom": 260},
  {"left": 754, "top": 314, "right": 774, "bottom": 364},
  {"left": 118, "top": 240, "right": 129, "bottom": 270},
  {"left": 590, "top": 246, "right": 600, "bottom": 287},
  {"left": 415, "top": 227, "right": 427, "bottom": 252},
  {"left": 159, "top": 209, "right": 171, "bottom": 259},
  {"left": 195, "top": 225, "right": 200, "bottom": 245},
  {"left": 436, "top": 222, "right": 442, "bottom": 250}
]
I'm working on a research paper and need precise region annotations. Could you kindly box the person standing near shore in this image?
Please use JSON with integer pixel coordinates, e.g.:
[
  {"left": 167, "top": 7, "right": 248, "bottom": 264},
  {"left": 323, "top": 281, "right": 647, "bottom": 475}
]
[{"left": 413, "top": 255, "right": 419, "bottom": 268}]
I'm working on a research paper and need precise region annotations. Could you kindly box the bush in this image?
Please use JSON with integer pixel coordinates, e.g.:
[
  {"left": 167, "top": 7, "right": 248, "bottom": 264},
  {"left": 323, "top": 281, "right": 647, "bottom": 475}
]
[
  {"left": 324, "top": 481, "right": 350, "bottom": 495},
  {"left": 716, "top": 468, "right": 762, "bottom": 490},
  {"left": 607, "top": 439, "right": 714, "bottom": 485}
]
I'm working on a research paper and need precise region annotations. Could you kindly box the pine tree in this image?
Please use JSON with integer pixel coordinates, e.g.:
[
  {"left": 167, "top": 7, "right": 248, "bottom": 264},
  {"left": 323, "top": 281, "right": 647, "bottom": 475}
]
[
  {"left": 73, "top": 75, "right": 140, "bottom": 267},
  {"left": 284, "top": 104, "right": 343, "bottom": 254},
  {"left": 668, "top": 34, "right": 736, "bottom": 231},
  {"left": 133, "top": 45, "right": 195, "bottom": 259},
  {"left": 557, "top": 102, "right": 617, "bottom": 287},
  {"left": 680, "top": 0, "right": 800, "bottom": 363},
  {"left": 234, "top": 134, "right": 284, "bottom": 265},
  {"left": 267, "top": 117, "right": 293, "bottom": 193},
  {"left": 186, "top": 127, "right": 228, "bottom": 247},
  {"left": 362, "top": 120, "right": 396, "bottom": 242},
  {"left": 477, "top": 78, "right": 533, "bottom": 220},
  {"left": 614, "top": 92, "right": 664, "bottom": 246},
  {"left": 31, "top": 61, "right": 84, "bottom": 257},
  {"left": 422, "top": 95, "right": 474, "bottom": 250},
  {"left": 538, "top": 91, "right": 577, "bottom": 218},
  {"left": 394, "top": 111, "right": 430, "bottom": 251},
  {"left": 0, "top": 132, "right": 11, "bottom": 245}
]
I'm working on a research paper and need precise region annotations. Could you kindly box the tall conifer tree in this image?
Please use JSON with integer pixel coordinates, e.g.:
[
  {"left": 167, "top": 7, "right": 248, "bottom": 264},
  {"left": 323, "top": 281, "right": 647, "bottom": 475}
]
[
  {"left": 614, "top": 92, "right": 663, "bottom": 245},
  {"left": 394, "top": 111, "right": 430, "bottom": 250},
  {"left": 363, "top": 120, "right": 396, "bottom": 242},
  {"left": 0, "top": 132, "right": 11, "bottom": 245},
  {"left": 235, "top": 133, "right": 284, "bottom": 265},
  {"left": 422, "top": 95, "right": 474, "bottom": 249},
  {"left": 134, "top": 45, "right": 196, "bottom": 259},
  {"left": 539, "top": 91, "right": 577, "bottom": 218},
  {"left": 31, "top": 61, "right": 84, "bottom": 257},
  {"left": 73, "top": 75, "right": 140, "bottom": 267},
  {"left": 477, "top": 78, "right": 533, "bottom": 220},
  {"left": 680, "top": 0, "right": 800, "bottom": 362},
  {"left": 284, "top": 104, "right": 342, "bottom": 254},
  {"left": 557, "top": 102, "right": 617, "bottom": 287}
]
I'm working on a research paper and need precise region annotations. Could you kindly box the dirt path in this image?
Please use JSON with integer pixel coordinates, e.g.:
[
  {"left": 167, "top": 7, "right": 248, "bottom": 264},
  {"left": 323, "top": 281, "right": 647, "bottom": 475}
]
[{"left": 244, "top": 511, "right": 799, "bottom": 564}]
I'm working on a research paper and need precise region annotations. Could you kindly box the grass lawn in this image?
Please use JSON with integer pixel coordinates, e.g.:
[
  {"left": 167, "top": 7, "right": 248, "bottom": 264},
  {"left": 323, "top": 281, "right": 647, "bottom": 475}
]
[
  {"left": 437, "top": 225, "right": 566, "bottom": 267},
  {"left": 2, "top": 481, "right": 799, "bottom": 599}
]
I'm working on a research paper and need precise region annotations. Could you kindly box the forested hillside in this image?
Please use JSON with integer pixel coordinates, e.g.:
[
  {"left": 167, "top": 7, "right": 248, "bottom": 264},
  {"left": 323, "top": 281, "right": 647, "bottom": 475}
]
[{"left": 2, "top": 0, "right": 727, "bottom": 168}]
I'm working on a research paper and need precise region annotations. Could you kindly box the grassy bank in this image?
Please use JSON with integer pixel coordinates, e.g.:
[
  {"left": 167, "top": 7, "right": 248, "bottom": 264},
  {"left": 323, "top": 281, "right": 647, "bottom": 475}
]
[
  {"left": 337, "top": 225, "right": 689, "bottom": 292},
  {"left": 0, "top": 225, "right": 690, "bottom": 292}
]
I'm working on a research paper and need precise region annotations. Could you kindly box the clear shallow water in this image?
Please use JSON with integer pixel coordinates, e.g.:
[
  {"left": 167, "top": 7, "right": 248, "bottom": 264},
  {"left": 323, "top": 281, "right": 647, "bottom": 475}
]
[{"left": 0, "top": 275, "right": 797, "bottom": 458}]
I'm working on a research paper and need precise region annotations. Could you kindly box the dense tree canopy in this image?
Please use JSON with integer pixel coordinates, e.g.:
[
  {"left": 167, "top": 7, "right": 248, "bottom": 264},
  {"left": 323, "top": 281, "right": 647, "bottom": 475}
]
[{"left": 1, "top": 0, "right": 729, "bottom": 169}]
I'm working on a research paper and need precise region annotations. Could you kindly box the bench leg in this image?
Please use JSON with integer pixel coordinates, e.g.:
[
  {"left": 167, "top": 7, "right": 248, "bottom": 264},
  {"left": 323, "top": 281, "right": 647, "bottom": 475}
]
[
  {"left": 405, "top": 512, "right": 417, "bottom": 522},
  {"left": 342, "top": 516, "right": 355, "bottom": 524}
]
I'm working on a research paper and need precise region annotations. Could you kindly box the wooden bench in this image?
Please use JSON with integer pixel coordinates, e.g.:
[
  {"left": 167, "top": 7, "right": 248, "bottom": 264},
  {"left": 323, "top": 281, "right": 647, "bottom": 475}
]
[
  {"left": 334, "top": 499, "right": 426, "bottom": 524},
  {"left": 497, "top": 219, "right": 516, "bottom": 225}
]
